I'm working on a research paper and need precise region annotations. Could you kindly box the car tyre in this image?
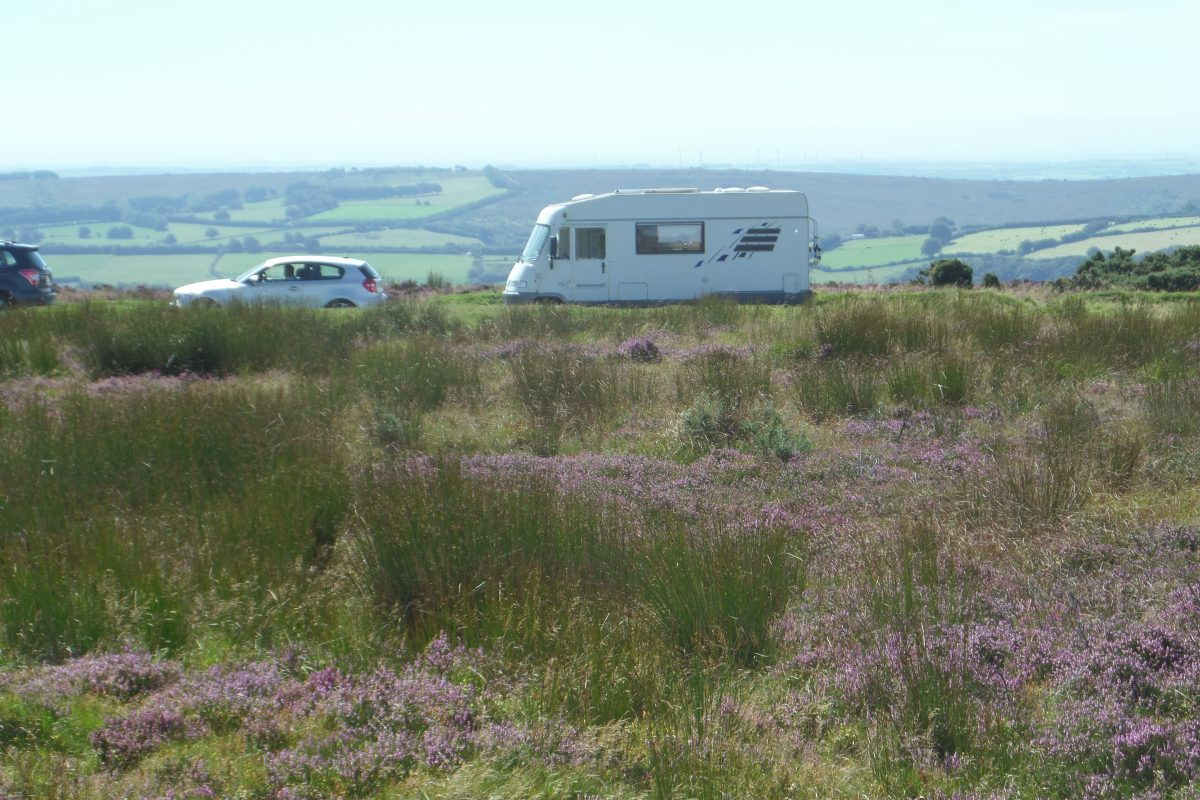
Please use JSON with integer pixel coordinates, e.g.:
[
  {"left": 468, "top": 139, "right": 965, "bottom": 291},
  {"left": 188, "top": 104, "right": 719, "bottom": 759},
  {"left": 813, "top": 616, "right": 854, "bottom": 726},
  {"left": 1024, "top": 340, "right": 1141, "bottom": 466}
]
[{"left": 324, "top": 299, "right": 356, "bottom": 308}]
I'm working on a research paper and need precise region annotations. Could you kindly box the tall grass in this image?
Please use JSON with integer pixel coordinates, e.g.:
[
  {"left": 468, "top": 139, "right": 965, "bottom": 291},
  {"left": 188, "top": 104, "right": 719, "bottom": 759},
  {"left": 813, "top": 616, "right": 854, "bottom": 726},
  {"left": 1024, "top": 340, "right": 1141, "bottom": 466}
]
[
  {"left": 348, "top": 462, "right": 804, "bottom": 669},
  {"left": 0, "top": 377, "right": 353, "bottom": 660}
]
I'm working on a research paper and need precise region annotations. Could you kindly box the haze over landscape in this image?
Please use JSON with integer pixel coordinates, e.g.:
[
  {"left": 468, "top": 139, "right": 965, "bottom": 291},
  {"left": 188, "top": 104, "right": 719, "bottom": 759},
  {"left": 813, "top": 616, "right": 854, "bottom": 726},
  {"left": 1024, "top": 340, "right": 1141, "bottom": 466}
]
[{"left": 7, "top": 0, "right": 1199, "bottom": 172}]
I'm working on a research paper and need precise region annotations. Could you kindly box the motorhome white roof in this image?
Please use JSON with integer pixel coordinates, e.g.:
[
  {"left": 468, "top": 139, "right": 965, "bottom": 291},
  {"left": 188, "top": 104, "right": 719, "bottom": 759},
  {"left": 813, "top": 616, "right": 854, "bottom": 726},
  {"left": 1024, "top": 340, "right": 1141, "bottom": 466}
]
[{"left": 536, "top": 187, "right": 809, "bottom": 225}]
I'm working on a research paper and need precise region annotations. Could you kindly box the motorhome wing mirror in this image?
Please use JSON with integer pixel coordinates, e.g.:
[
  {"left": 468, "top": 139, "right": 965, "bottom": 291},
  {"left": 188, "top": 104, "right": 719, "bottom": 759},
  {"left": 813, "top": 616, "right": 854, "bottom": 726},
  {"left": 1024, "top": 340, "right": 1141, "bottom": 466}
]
[{"left": 548, "top": 236, "right": 558, "bottom": 259}]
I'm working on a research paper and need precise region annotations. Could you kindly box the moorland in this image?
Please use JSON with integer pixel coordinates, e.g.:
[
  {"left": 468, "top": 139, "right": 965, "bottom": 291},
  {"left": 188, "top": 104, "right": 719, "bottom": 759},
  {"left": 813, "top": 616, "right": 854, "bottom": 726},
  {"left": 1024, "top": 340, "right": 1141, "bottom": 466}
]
[{"left": 1, "top": 286, "right": 1199, "bottom": 798}]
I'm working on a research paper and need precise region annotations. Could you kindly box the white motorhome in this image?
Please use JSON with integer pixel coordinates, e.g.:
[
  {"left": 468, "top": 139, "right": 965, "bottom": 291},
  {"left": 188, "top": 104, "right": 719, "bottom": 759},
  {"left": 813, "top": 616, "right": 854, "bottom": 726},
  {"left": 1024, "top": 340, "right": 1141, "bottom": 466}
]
[{"left": 503, "top": 187, "right": 820, "bottom": 305}]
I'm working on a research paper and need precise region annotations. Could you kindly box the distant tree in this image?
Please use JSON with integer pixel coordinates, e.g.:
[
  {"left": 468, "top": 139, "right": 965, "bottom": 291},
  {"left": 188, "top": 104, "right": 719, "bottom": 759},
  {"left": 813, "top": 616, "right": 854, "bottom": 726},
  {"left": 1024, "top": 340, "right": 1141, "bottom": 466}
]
[
  {"left": 921, "top": 237, "right": 943, "bottom": 257},
  {"left": 106, "top": 225, "right": 133, "bottom": 240},
  {"left": 214, "top": 209, "right": 230, "bottom": 221},
  {"left": 163, "top": 233, "right": 177, "bottom": 245},
  {"left": 821, "top": 233, "right": 843, "bottom": 251},
  {"left": 921, "top": 258, "right": 973, "bottom": 287},
  {"left": 303, "top": 236, "right": 321, "bottom": 253},
  {"left": 243, "top": 185, "right": 272, "bottom": 203},
  {"left": 78, "top": 226, "right": 91, "bottom": 239},
  {"left": 205, "top": 227, "right": 219, "bottom": 239},
  {"left": 226, "top": 238, "right": 244, "bottom": 253},
  {"left": 17, "top": 227, "right": 43, "bottom": 243},
  {"left": 928, "top": 220, "right": 954, "bottom": 244},
  {"left": 982, "top": 272, "right": 1001, "bottom": 288},
  {"left": 243, "top": 236, "right": 262, "bottom": 253}
]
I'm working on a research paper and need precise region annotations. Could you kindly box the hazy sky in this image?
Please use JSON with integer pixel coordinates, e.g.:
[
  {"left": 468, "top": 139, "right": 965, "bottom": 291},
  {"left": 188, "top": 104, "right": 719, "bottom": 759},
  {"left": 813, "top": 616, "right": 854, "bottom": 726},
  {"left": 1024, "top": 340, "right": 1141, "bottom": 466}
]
[{"left": 6, "top": 0, "right": 1198, "bottom": 169}]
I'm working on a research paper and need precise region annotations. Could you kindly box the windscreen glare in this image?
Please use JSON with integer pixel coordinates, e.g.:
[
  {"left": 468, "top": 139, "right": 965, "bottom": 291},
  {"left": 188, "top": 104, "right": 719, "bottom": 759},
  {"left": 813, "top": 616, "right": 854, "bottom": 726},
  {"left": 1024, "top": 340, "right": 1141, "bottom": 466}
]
[{"left": 521, "top": 224, "right": 550, "bottom": 262}]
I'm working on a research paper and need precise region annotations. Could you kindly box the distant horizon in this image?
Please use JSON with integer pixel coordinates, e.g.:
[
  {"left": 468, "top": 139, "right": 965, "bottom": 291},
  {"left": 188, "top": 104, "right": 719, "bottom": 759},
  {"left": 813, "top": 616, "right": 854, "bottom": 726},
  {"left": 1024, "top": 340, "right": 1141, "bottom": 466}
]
[{"left": 10, "top": 154, "right": 1200, "bottom": 183}]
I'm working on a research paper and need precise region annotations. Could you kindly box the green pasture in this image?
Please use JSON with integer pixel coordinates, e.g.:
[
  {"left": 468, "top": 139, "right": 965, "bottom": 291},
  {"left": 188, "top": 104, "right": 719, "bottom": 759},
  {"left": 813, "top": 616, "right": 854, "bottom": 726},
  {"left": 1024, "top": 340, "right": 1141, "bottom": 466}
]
[
  {"left": 46, "top": 253, "right": 230, "bottom": 286},
  {"left": 820, "top": 234, "right": 925, "bottom": 268},
  {"left": 812, "top": 260, "right": 921, "bottom": 284},
  {"left": 309, "top": 176, "right": 506, "bottom": 221},
  {"left": 37, "top": 223, "right": 163, "bottom": 246},
  {"left": 362, "top": 253, "right": 474, "bottom": 284},
  {"left": 1031, "top": 225, "right": 1200, "bottom": 258},
  {"left": 195, "top": 197, "right": 289, "bottom": 222},
  {"left": 1105, "top": 214, "right": 1200, "bottom": 233},
  {"left": 319, "top": 227, "right": 480, "bottom": 249},
  {"left": 948, "top": 223, "right": 1085, "bottom": 253}
]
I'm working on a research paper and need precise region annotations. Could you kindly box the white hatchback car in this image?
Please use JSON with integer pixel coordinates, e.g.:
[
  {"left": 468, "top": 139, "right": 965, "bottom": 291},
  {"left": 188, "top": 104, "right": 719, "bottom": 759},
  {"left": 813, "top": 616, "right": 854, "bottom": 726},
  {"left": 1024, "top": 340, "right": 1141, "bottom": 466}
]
[{"left": 173, "top": 256, "right": 387, "bottom": 308}]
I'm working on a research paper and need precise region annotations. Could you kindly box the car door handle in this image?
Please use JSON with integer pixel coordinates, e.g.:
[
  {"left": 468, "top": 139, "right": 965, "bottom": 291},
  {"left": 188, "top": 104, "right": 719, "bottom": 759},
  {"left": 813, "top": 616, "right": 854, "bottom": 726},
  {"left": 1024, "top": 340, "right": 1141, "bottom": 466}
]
[{"left": 601, "top": 262, "right": 605, "bottom": 273}]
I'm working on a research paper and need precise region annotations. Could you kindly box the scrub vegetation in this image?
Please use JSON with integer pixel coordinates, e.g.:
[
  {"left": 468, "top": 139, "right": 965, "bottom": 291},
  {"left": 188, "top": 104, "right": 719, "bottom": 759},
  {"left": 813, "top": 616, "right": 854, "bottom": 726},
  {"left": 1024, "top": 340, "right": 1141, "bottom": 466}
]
[{"left": 2, "top": 287, "right": 1200, "bottom": 799}]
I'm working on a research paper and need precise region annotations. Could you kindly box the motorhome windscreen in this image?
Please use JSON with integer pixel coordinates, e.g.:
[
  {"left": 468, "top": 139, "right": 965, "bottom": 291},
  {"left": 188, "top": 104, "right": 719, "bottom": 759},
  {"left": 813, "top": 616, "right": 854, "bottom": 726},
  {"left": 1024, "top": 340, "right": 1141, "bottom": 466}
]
[
  {"left": 636, "top": 223, "right": 704, "bottom": 254},
  {"left": 521, "top": 224, "right": 550, "bottom": 262}
]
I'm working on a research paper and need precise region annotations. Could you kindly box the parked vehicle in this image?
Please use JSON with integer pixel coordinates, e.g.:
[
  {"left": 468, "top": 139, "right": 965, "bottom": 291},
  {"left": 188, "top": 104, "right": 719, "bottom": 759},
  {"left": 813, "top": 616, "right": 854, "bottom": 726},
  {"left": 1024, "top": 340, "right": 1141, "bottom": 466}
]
[
  {"left": 173, "top": 256, "right": 386, "bottom": 308},
  {"left": 503, "top": 187, "right": 820, "bottom": 305},
  {"left": 0, "top": 241, "right": 56, "bottom": 307}
]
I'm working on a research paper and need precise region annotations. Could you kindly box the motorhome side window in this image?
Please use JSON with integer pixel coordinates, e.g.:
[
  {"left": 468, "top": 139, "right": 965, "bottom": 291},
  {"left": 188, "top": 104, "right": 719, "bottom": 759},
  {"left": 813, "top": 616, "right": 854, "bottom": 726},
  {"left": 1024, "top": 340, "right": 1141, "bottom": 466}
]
[
  {"left": 576, "top": 228, "right": 605, "bottom": 259},
  {"left": 636, "top": 222, "right": 704, "bottom": 254},
  {"left": 557, "top": 227, "right": 571, "bottom": 259}
]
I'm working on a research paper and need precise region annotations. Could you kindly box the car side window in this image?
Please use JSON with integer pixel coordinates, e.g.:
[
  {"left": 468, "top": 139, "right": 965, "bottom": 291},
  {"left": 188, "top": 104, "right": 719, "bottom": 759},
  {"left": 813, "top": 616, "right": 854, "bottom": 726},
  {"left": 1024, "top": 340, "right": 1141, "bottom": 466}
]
[
  {"left": 317, "top": 265, "right": 345, "bottom": 280},
  {"left": 0, "top": 251, "right": 12, "bottom": 267}
]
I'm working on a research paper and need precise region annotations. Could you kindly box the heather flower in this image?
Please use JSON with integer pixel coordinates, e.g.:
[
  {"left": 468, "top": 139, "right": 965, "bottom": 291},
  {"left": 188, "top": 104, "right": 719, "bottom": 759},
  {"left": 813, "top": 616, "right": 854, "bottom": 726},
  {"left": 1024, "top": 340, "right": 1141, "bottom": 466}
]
[
  {"left": 617, "top": 335, "right": 661, "bottom": 363},
  {"left": 12, "top": 650, "right": 181, "bottom": 706},
  {"left": 90, "top": 707, "right": 197, "bottom": 768}
]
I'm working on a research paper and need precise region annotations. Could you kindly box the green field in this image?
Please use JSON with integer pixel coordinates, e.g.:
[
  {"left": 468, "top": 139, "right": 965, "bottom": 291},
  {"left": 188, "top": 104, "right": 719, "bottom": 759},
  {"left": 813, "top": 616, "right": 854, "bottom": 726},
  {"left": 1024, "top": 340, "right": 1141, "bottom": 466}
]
[
  {"left": 1105, "top": 215, "right": 1200, "bottom": 233},
  {"left": 309, "top": 176, "right": 505, "bottom": 221},
  {"left": 820, "top": 234, "right": 926, "bottom": 268},
  {"left": 46, "top": 252, "right": 476, "bottom": 287},
  {"left": 948, "top": 223, "right": 1086, "bottom": 253},
  {"left": 361, "top": 253, "right": 474, "bottom": 283},
  {"left": 38, "top": 223, "right": 164, "bottom": 246},
  {"left": 1031, "top": 225, "right": 1200, "bottom": 258},
  {"left": 319, "top": 227, "right": 480, "bottom": 249},
  {"left": 46, "top": 253, "right": 231, "bottom": 286},
  {"left": 812, "top": 259, "right": 922, "bottom": 284},
  {"left": 197, "top": 197, "right": 290, "bottom": 222}
]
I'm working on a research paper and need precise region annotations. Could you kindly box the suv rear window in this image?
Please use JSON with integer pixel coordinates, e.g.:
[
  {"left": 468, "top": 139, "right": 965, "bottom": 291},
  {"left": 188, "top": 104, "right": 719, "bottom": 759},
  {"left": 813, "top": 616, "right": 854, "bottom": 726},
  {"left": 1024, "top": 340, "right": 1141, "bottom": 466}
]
[
  {"left": 0, "top": 249, "right": 47, "bottom": 270},
  {"left": 359, "top": 264, "right": 380, "bottom": 280}
]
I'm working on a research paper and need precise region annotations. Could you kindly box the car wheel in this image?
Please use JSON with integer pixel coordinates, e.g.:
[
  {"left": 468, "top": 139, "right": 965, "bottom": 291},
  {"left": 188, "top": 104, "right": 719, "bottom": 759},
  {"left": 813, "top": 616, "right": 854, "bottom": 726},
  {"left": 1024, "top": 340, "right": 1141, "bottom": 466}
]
[
  {"left": 534, "top": 296, "right": 563, "bottom": 305},
  {"left": 324, "top": 299, "right": 356, "bottom": 308},
  {"left": 0, "top": 293, "right": 14, "bottom": 310}
]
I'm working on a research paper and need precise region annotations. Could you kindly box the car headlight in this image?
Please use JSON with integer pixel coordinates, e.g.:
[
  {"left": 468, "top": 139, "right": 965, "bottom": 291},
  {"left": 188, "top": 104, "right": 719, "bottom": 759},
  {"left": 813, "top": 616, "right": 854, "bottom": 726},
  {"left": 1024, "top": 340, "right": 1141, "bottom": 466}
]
[{"left": 506, "top": 280, "right": 528, "bottom": 290}]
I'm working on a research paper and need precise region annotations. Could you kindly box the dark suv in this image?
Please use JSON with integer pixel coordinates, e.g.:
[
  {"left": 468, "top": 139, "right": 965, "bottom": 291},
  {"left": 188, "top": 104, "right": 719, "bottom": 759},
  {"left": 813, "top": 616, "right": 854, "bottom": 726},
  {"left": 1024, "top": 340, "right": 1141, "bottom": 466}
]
[{"left": 0, "top": 242, "right": 56, "bottom": 307}]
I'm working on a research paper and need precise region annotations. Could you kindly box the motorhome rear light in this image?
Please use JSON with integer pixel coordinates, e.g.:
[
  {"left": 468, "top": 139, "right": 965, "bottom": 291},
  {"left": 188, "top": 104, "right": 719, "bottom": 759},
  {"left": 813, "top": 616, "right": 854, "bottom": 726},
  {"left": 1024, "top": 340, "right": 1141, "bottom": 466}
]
[
  {"left": 362, "top": 277, "right": 378, "bottom": 293},
  {"left": 17, "top": 269, "right": 40, "bottom": 287}
]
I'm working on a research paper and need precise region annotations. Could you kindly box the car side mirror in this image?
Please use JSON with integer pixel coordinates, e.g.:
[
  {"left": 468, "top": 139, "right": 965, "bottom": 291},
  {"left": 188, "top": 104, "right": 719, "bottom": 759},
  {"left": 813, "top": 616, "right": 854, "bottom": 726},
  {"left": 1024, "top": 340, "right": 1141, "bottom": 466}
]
[{"left": 549, "top": 236, "right": 558, "bottom": 259}]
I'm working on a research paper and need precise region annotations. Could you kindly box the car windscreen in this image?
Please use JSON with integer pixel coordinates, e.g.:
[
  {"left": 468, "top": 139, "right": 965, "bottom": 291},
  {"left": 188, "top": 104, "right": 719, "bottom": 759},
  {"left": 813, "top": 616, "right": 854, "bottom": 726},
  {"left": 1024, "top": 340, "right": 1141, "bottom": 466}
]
[
  {"left": 521, "top": 224, "right": 550, "bottom": 262},
  {"left": 234, "top": 262, "right": 270, "bottom": 282}
]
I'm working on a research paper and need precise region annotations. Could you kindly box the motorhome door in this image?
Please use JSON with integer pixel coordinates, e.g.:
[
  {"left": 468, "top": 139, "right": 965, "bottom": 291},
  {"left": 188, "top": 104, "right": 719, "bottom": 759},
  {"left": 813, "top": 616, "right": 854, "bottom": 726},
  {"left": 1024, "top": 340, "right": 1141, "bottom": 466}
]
[{"left": 571, "top": 226, "right": 608, "bottom": 302}]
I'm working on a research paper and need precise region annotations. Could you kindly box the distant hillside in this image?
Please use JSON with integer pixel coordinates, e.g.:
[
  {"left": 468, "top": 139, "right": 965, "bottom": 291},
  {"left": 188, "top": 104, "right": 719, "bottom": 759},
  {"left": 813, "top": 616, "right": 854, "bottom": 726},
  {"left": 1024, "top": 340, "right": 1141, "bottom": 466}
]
[{"left": 432, "top": 168, "right": 1200, "bottom": 246}]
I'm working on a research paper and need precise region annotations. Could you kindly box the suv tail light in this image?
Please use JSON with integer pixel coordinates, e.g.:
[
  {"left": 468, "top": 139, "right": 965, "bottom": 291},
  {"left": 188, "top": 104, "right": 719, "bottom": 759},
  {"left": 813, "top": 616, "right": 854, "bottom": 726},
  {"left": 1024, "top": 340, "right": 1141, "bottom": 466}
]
[
  {"left": 362, "top": 276, "right": 378, "bottom": 293},
  {"left": 17, "top": 269, "right": 40, "bottom": 287}
]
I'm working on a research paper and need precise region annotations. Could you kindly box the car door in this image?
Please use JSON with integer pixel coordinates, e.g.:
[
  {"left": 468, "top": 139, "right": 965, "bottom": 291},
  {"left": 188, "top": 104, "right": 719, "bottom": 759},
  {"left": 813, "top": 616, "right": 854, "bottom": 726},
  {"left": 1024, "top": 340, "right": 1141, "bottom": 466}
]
[
  {"left": 293, "top": 263, "right": 333, "bottom": 307},
  {"left": 249, "top": 264, "right": 304, "bottom": 305},
  {"left": 571, "top": 226, "right": 608, "bottom": 303}
]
